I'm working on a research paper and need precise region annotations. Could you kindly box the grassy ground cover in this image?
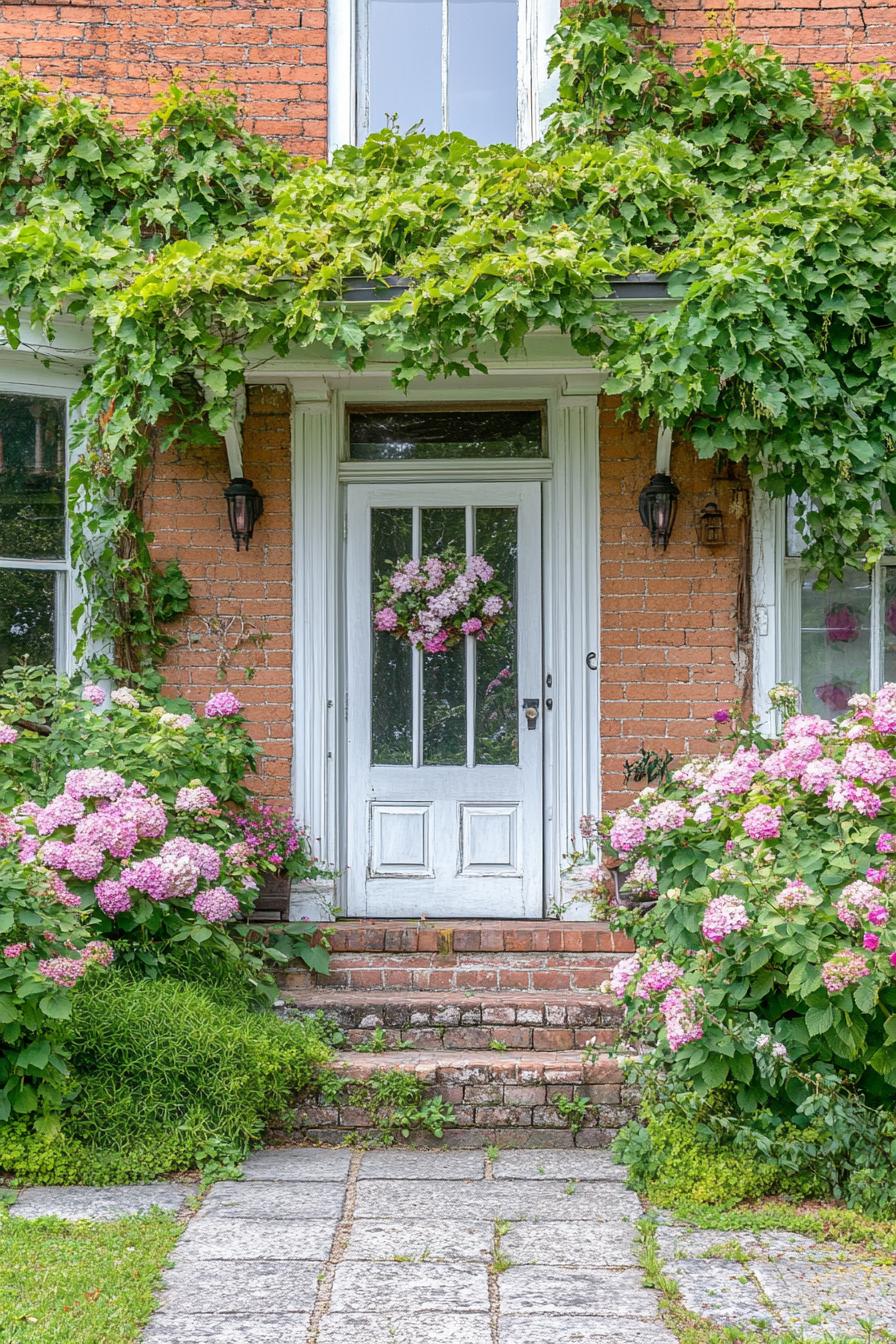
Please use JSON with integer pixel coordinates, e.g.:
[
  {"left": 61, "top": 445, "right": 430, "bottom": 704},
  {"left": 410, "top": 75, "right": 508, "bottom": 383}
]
[{"left": 0, "top": 1211, "right": 181, "bottom": 1343}]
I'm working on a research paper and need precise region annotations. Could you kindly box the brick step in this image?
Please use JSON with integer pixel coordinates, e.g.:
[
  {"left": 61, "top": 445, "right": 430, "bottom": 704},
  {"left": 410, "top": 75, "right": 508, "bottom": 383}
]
[
  {"left": 278, "top": 988, "right": 622, "bottom": 1051},
  {"left": 294, "top": 1050, "right": 636, "bottom": 1150},
  {"left": 282, "top": 950, "right": 625, "bottom": 993},
  {"left": 322, "top": 919, "right": 633, "bottom": 956}
]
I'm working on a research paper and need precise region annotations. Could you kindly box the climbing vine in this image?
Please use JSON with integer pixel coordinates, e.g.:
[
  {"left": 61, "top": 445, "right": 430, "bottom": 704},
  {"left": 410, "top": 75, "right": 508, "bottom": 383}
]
[{"left": 1, "top": 0, "right": 896, "bottom": 676}]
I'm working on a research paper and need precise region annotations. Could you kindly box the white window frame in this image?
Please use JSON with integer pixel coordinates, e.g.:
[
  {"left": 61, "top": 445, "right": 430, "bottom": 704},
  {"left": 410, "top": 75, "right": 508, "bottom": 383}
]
[
  {"left": 0, "top": 361, "right": 84, "bottom": 673},
  {"left": 328, "top": 0, "right": 560, "bottom": 153},
  {"left": 752, "top": 491, "right": 895, "bottom": 728}
]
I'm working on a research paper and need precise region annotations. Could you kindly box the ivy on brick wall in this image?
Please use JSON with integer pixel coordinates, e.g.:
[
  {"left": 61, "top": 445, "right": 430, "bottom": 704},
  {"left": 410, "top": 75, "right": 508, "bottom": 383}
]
[{"left": 1, "top": 0, "right": 896, "bottom": 676}]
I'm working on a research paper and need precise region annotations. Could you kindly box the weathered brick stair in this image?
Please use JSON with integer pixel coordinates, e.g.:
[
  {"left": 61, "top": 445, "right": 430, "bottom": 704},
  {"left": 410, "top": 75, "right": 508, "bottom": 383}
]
[{"left": 278, "top": 919, "right": 637, "bottom": 1149}]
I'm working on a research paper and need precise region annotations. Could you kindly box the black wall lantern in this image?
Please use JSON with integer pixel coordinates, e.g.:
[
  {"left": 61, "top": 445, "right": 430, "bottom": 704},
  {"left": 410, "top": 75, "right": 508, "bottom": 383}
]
[
  {"left": 224, "top": 476, "right": 264, "bottom": 551},
  {"left": 638, "top": 472, "right": 679, "bottom": 551},
  {"left": 696, "top": 499, "right": 726, "bottom": 548}
]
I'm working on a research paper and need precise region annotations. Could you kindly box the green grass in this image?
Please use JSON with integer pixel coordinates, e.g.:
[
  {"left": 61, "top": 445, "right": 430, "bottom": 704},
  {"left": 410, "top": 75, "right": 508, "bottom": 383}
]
[
  {"left": 665, "top": 1199, "right": 896, "bottom": 1259},
  {"left": 0, "top": 1211, "right": 181, "bottom": 1343}
]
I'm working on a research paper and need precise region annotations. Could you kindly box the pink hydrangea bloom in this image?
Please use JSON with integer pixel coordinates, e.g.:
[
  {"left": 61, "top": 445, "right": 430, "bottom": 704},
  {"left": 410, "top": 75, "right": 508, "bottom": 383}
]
[
  {"left": 157, "top": 840, "right": 201, "bottom": 898},
  {"left": 742, "top": 805, "right": 780, "bottom": 840},
  {"left": 65, "top": 768, "right": 126, "bottom": 801},
  {"left": 827, "top": 780, "right": 882, "bottom": 818},
  {"left": 877, "top": 833, "right": 896, "bottom": 854},
  {"left": 175, "top": 785, "right": 218, "bottom": 814},
  {"left": 635, "top": 958, "right": 682, "bottom": 998},
  {"left": 461, "top": 618, "right": 483, "bottom": 635},
  {"left": 764, "top": 736, "right": 823, "bottom": 781},
  {"left": 776, "top": 879, "right": 813, "bottom": 909},
  {"left": 702, "top": 893, "right": 750, "bottom": 943},
  {"left": 660, "top": 986, "right": 705, "bottom": 1051},
  {"left": 0, "top": 724, "right": 18, "bottom": 745},
  {"left": 609, "top": 812, "right": 646, "bottom": 856},
  {"left": 18, "top": 835, "right": 40, "bottom": 864},
  {"left": 81, "top": 684, "right": 106, "bottom": 706},
  {"left": 842, "top": 742, "right": 896, "bottom": 786},
  {"left": 226, "top": 841, "right": 253, "bottom": 865},
  {"left": 609, "top": 954, "right": 641, "bottom": 998},
  {"left": 3, "top": 943, "right": 26, "bottom": 958},
  {"left": 52, "top": 876, "right": 81, "bottom": 908},
  {"left": 424, "top": 631, "right": 450, "bottom": 655},
  {"left": 37, "top": 841, "right": 70, "bottom": 870},
  {"left": 74, "top": 810, "right": 139, "bottom": 860},
  {"left": 35, "top": 793, "right": 85, "bottom": 834},
  {"left": 799, "top": 759, "right": 840, "bottom": 794},
  {"left": 95, "top": 878, "right": 132, "bottom": 915},
  {"left": 866, "top": 866, "right": 889, "bottom": 885},
  {"left": 122, "top": 859, "right": 170, "bottom": 901},
  {"left": 38, "top": 956, "right": 88, "bottom": 987},
  {"left": 707, "top": 747, "right": 762, "bottom": 796},
  {"left": 482, "top": 596, "right": 504, "bottom": 617},
  {"left": 374, "top": 607, "right": 399, "bottom": 632},
  {"left": 63, "top": 842, "right": 105, "bottom": 880},
  {"left": 116, "top": 790, "right": 167, "bottom": 840},
  {"left": 193, "top": 886, "right": 240, "bottom": 922},
  {"left": 783, "top": 714, "right": 831, "bottom": 740},
  {"left": 864, "top": 933, "right": 881, "bottom": 950},
  {"left": 835, "top": 880, "right": 880, "bottom": 928},
  {"left": 204, "top": 691, "right": 243, "bottom": 718},
  {"left": 868, "top": 905, "right": 889, "bottom": 926},
  {"left": 645, "top": 801, "right": 687, "bottom": 833},
  {"left": 821, "top": 950, "right": 871, "bottom": 993},
  {"left": 0, "top": 815, "right": 21, "bottom": 849},
  {"left": 693, "top": 801, "right": 713, "bottom": 824},
  {"left": 872, "top": 688, "right": 896, "bottom": 735}
]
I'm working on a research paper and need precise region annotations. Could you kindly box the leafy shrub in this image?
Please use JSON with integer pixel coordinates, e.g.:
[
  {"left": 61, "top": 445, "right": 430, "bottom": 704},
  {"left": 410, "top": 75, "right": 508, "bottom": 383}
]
[
  {"left": 0, "top": 665, "right": 259, "bottom": 814},
  {"left": 0, "top": 975, "right": 330, "bottom": 1183},
  {"left": 615, "top": 1110, "right": 778, "bottom": 1208},
  {"left": 600, "top": 683, "right": 896, "bottom": 1212}
]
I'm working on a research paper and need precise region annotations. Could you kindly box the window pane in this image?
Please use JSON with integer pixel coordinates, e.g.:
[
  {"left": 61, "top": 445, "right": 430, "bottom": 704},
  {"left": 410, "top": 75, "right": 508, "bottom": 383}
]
[
  {"left": 423, "top": 641, "right": 467, "bottom": 764},
  {"left": 0, "top": 394, "right": 66, "bottom": 560},
  {"left": 371, "top": 508, "right": 414, "bottom": 764},
  {"left": 475, "top": 507, "right": 518, "bottom": 764},
  {"left": 0, "top": 568, "right": 56, "bottom": 671},
  {"left": 798, "top": 567, "right": 871, "bottom": 717},
  {"left": 448, "top": 0, "right": 518, "bottom": 144},
  {"left": 349, "top": 408, "right": 544, "bottom": 460},
  {"left": 367, "top": 0, "right": 441, "bottom": 135}
]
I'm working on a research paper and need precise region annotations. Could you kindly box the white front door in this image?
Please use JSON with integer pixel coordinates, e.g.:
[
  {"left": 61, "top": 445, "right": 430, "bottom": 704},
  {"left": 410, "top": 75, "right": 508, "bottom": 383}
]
[{"left": 345, "top": 482, "right": 544, "bottom": 917}]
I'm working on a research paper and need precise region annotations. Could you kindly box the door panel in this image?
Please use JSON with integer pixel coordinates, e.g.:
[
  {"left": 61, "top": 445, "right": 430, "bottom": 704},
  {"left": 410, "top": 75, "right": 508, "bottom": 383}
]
[{"left": 345, "top": 482, "right": 543, "bottom": 917}]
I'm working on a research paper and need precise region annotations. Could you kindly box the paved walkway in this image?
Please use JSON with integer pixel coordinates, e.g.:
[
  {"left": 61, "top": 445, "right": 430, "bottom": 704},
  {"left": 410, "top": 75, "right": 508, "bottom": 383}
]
[
  {"left": 11, "top": 1149, "right": 896, "bottom": 1342},
  {"left": 141, "top": 1147, "right": 674, "bottom": 1344}
]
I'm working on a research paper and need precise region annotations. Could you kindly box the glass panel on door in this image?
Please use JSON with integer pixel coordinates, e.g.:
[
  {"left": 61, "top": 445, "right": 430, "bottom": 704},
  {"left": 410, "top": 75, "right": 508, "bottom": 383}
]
[{"left": 369, "top": 502, "right": 520, "bottom": 768}]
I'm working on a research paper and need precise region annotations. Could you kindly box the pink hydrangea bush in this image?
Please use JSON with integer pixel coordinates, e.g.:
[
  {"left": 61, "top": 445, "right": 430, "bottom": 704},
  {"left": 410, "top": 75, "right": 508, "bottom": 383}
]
[{"left": 601, "top": 684, "right": 896, "bottom": 1132}]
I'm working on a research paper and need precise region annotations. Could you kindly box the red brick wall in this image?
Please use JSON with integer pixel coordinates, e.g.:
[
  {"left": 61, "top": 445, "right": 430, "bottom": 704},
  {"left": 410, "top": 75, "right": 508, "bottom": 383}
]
[
  {"left": 599, "top": 399, "right": 746, "bottom": 813},
  {"left": 145, "top": 384, "right": 294, "bottom": 803},
  {"left": 0, "top": 1, "right": 326, "bottom": 154},
  {"left": 662, "top": 0, "right": 896, "bottom": 70}
]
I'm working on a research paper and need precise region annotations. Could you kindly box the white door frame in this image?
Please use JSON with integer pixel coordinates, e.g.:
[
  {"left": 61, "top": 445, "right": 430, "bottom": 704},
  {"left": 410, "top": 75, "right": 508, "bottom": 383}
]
[{"left": 289, "top": 365, "right": 602, "bottom": 918}]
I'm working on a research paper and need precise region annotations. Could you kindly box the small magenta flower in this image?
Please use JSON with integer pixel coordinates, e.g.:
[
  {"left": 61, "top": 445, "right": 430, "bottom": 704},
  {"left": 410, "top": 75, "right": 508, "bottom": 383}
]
[
  {"left": 3, "top": 943, "right": 26, "bottom": 959},
  {"left": 864, "top": 933, "right": 881, "bottom": 950},
  {"left": 713, "top": 708, "right": 732, "bottom": 724},
  {"left": 742, "top": 804, "right": 780, "bottom": 841}
]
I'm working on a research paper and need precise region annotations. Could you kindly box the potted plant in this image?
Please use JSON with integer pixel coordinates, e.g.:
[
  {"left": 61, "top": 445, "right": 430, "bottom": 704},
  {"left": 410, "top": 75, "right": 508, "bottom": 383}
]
[{"left": 234, "top": 804, "right": 327, "bottom": 923}]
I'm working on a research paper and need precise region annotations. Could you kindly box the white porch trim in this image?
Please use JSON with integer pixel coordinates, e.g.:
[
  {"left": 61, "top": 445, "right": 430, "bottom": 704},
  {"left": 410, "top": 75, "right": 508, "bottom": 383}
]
[{"left": 289, "top": 361, "right": 602, "bottom": 919}]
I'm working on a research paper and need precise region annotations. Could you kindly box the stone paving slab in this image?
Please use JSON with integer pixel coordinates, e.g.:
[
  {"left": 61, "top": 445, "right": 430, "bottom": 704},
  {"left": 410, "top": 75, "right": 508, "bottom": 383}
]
[
  {"left": 752, "top": 1258, "right": 896, "bottom": 1338},
  {"left": 241, "top": 1148, "right": 351, "bottom": 1182},
  {"left": 198, "top": 1179, "right": 344, "bottom": 1220},
  {"left": 141, "top": 1314, "right": 311, "bottom": 1343},
  {"left": 663, "top": 1257, "right": 774, "bottom": 1327},
  {"left": 10, "top": 1182, "right": 192, "bottom": 1221},
  {"left": 343, "top": 1218, "right": 494, "bottom": 1263},
  {"left": 318, "top": 1313, "right": 494, "bottom": 1343},
  {"left": 158, "top": 1260, "right": 323, "bottom": 1315},
  {"left": 501, "top": 1219, "right": 638, "bottom": 1267},
  {"left": 498, "top": 1266, "right": 661, "bottom": 1317},
  {"left": 492, "top": 1150, "right": 626, "bottom": 1182},
  {"left": 499, "top": 1318, "right": 678, "bottom": 1343},
  {"left": 359, "top": 1149, "right": 485, "bottom": 1180},
  {"left": 178, "top": 1216, "right": 337, "bottom": 1261},
  {"left": 354, "top": 1177, "right": 641, "bottom": 1222},
  {"left": 329, "top": 1262, "right": 490, "bottom": 1314}
]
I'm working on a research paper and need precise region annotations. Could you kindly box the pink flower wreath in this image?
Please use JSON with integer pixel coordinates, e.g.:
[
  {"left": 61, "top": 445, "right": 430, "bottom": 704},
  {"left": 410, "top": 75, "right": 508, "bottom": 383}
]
[{"left": 372, "top": 547, "right": 510, "bottom": 654}]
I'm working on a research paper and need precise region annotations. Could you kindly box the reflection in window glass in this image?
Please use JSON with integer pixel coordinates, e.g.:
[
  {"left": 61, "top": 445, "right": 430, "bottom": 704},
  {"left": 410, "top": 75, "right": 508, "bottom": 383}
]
[
  {"left": 362, "top": 0, "right": 520, "bottom": 144},
  {"left": 367, "top": 0, "right": 441, "bottom": 135},
  {"left": 371, "top": 508, "right": 414, "bottom": 764},
  {"left": 448, "top": 0, "right": 518, "bottom": 144},
  {"left": 475, "top": 507, "right": 517, "bottom": 764},
  {"left": 349, "top": 408, "right": 543, "bottom": 460},
  {"left": 797, "top": 567, "right": 872, "bottom": 717},
  {"left": 0, "top": 394, "right": 66, "bottom": 560},
  {"left": 0, "top": 569, "right": 56, "bottom": 672}
]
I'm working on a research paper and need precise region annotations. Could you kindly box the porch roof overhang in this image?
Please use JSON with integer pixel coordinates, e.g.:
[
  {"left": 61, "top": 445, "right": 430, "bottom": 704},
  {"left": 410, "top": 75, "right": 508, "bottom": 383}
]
[{"left": 340, "top": 271, "right": 670, "bottom": 308}]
